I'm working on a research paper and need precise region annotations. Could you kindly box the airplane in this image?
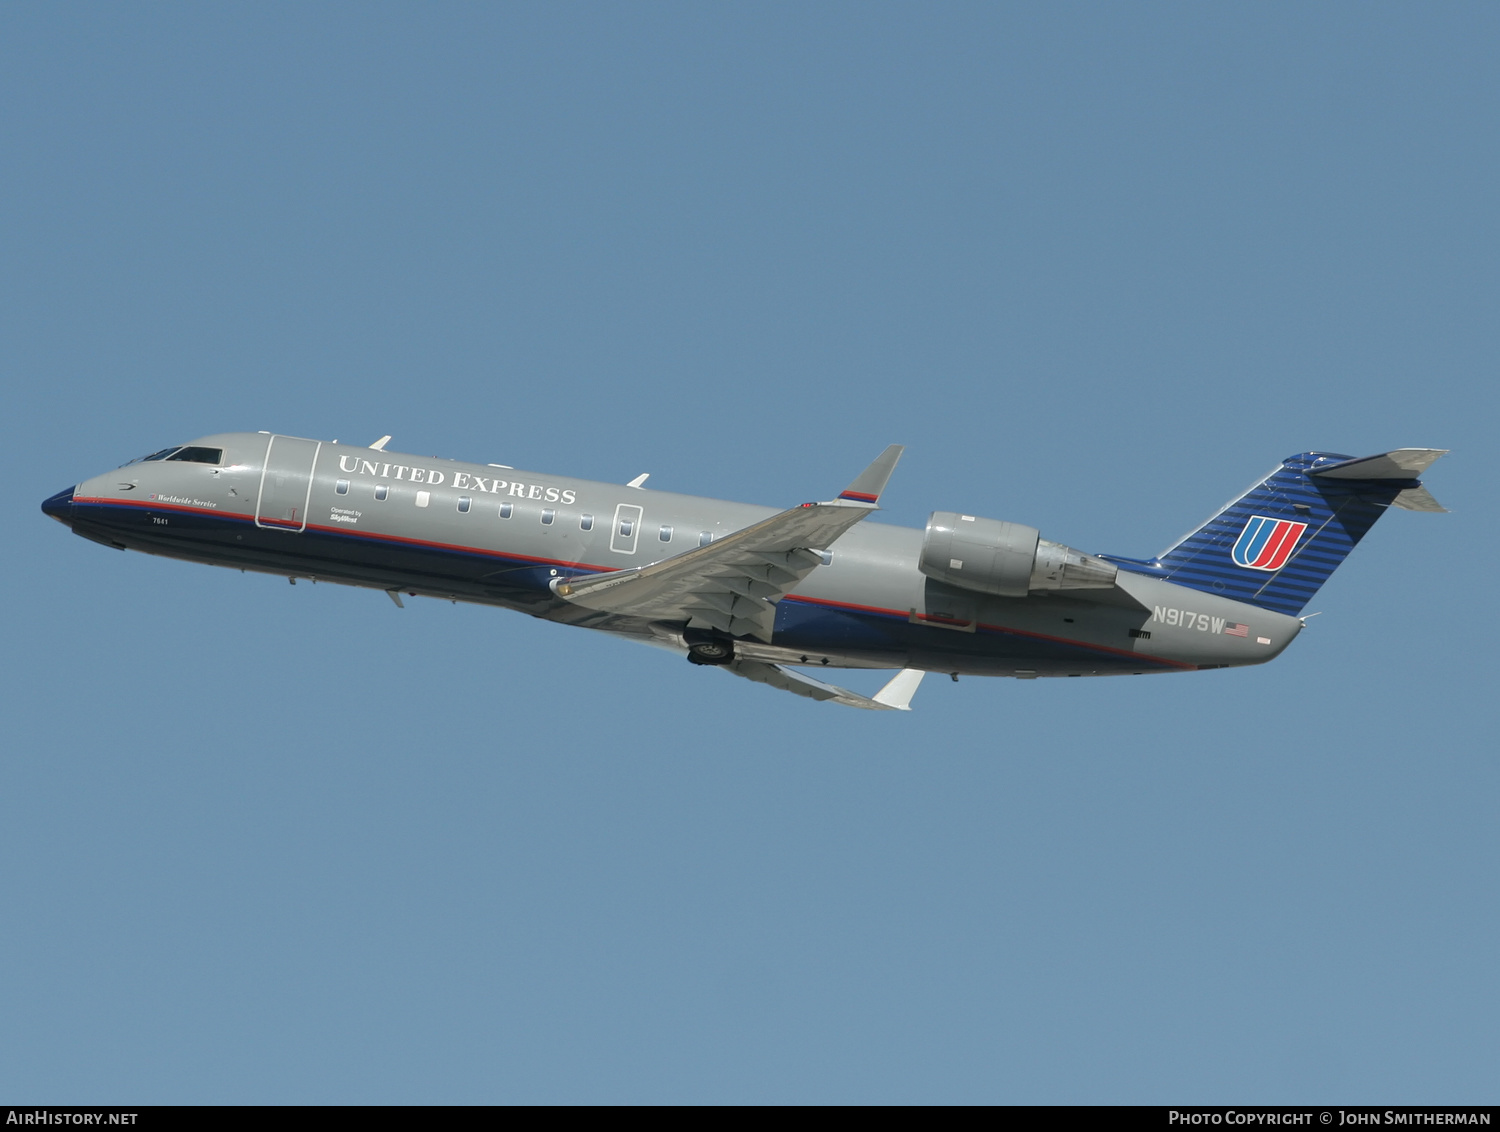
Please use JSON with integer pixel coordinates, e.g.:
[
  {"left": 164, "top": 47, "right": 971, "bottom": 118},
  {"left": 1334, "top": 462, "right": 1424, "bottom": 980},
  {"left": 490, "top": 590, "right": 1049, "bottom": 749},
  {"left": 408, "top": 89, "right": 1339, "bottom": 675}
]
[{"left": 40, "top": 433, "right": 1447, "bottom": 711}]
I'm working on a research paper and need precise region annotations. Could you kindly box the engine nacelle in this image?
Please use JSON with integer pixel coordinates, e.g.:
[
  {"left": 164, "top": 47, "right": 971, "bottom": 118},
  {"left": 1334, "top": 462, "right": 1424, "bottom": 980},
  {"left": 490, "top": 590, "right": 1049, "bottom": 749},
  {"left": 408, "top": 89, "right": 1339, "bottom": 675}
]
[
  {"left": 920, "top": 512, "right": 1039, "bottom": 596},
  {"left": 919, "top": 511, "right": 1118, "bottom": 596}
]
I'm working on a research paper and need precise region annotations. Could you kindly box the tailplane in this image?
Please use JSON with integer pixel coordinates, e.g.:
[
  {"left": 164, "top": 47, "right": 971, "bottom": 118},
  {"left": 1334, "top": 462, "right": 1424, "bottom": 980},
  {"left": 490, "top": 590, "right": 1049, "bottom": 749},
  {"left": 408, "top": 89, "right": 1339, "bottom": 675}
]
[{"left": 1102, "top": 449, "right": 1447, "bottom": 616}]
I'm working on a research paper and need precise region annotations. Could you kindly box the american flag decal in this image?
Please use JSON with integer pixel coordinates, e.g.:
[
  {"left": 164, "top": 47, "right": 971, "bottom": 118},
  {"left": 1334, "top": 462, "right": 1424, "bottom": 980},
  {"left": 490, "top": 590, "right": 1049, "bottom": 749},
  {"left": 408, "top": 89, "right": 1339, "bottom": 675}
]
[{"left": 1224, "top": 623, "right": 1249, "bottom": 638}]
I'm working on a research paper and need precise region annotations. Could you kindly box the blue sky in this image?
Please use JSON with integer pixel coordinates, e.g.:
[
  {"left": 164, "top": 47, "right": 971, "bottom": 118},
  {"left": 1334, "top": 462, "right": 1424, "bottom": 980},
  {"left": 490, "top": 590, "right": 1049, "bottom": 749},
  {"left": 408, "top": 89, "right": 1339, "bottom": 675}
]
[{"left": 3, "top": 2, "right": 1496, "bottom": 1103}]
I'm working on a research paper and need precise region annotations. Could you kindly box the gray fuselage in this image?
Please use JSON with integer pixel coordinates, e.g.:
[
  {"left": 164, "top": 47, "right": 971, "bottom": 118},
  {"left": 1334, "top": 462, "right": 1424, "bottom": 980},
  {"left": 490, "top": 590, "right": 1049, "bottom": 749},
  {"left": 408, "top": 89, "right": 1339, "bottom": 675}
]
[{"left": 46, "top": 432, "right": 1302, "bottom": 678}]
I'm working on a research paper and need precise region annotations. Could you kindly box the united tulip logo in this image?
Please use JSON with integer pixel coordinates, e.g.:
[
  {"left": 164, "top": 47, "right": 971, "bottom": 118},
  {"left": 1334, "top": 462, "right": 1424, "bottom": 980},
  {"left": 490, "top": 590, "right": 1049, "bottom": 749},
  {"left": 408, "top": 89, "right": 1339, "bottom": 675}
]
[{"left": 1231, "top": 516, "right": 1307, "bottom": 571}]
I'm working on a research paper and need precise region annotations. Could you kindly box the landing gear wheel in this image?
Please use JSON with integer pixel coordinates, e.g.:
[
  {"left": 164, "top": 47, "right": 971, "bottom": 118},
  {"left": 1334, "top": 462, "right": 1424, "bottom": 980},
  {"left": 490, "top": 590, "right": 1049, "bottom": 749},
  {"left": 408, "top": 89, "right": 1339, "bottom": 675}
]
[{"left": 687, "top": 639, "right": 735, "bottom": 666}]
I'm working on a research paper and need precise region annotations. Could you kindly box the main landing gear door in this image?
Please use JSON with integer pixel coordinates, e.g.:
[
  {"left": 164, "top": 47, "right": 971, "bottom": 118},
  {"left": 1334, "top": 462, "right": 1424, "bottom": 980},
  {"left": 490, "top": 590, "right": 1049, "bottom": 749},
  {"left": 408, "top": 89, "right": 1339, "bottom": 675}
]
[{"left": 255, "top": 435, "right": 321, "bottom": 532}]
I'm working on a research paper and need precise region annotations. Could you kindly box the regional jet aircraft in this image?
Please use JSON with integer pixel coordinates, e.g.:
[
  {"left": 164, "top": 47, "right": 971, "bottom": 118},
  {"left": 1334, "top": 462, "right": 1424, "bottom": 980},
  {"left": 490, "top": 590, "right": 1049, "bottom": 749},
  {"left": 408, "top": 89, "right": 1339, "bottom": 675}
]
[{"left": 41, "top": 434, "right": 1446, "bottom": 710}]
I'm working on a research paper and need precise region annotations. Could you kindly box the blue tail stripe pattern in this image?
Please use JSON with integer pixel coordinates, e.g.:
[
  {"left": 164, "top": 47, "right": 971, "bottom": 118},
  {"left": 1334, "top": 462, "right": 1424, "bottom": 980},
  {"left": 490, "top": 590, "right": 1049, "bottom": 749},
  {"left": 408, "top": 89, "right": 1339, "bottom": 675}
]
[{"left": 1101, "top": 452, "right": 1412, "bottom": 616}]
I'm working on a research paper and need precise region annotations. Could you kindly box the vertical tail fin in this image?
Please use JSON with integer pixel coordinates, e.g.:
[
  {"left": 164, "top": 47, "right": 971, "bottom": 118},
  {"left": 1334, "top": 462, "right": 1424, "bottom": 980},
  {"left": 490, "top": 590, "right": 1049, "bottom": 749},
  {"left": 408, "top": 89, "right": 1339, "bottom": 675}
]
[{"left": 1102, "top": 450, "right": 1446, "bottom": 616}]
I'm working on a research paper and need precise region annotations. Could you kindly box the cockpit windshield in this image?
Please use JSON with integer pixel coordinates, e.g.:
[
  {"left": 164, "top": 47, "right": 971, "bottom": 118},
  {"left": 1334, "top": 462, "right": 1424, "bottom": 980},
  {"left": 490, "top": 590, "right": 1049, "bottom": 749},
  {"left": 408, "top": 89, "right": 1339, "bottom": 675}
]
[
  {"left": 167, "top": 446, "right": 223, "bottom": 464},
  {"left": 120, "top": 446, "right": 223, "bottom": 467},
  {"left": 121, "top": 447, "right": 180, "bottom": 466}
]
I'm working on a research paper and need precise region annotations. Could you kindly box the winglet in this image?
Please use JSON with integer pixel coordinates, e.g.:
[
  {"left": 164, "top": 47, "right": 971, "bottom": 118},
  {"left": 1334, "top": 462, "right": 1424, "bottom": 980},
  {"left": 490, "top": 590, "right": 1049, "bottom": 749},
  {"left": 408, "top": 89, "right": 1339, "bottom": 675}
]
[
  {"left": 724, "top": 660, "right": 925, "bottom": 710},
  {"left": 837, "top": 444, "right": 905, "bottom": 505},
  {"left": 871, "top": 668, "right": 925, "bottom": 710}
]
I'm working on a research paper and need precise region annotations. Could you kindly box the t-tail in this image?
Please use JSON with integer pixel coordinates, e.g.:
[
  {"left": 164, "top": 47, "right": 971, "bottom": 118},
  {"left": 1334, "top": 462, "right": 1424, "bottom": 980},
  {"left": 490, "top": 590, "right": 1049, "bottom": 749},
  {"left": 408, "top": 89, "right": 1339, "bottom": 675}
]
[{"left": 1101, "top": 449, "right": 1448, "bottom": 616}]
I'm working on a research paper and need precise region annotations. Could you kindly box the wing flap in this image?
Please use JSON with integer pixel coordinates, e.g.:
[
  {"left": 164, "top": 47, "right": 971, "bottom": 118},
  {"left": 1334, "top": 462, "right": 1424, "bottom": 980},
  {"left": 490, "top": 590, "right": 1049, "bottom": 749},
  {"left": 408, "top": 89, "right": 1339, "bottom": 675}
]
[{"left": 719, "top": 576, "right": 781, "bottom": 601}]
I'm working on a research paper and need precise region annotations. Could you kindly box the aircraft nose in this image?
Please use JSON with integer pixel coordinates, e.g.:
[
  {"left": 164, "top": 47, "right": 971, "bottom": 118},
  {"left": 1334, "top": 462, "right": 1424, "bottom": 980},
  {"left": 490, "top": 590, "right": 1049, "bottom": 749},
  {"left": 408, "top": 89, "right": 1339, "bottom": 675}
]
[{"left": 41, "top": 486, "right": 76, "bottom": 525}]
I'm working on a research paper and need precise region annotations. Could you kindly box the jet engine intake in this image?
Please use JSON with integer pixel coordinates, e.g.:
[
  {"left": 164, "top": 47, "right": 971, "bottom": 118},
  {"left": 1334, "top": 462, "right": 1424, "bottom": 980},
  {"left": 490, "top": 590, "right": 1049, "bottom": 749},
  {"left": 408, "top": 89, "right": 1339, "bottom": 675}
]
[{"left": 919, "top": 511, "right": 1117, "bottom": 596}]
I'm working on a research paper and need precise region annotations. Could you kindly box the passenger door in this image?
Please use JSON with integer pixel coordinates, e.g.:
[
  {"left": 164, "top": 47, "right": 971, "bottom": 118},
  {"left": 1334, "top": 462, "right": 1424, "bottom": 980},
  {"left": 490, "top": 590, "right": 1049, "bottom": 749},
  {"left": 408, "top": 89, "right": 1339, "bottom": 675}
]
[{"left": 255, "top": 435, "right": 321, "bottom": 532}]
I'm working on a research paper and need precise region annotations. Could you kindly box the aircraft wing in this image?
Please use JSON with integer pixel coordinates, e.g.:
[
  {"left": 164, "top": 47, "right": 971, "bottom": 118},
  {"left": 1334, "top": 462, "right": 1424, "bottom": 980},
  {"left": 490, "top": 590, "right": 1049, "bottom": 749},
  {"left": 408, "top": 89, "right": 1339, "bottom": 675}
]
[
  {"left": 725, "top": 661, "right": 926, "bottom": 711},
  {"left": 550, "top": 445, "right": 903, "bottom": 641}
]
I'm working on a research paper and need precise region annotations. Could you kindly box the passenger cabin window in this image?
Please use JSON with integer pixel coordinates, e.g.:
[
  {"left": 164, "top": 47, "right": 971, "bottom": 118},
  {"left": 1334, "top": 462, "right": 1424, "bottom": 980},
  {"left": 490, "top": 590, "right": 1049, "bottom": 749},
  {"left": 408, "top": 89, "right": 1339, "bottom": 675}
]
[
  {"left": 374, "top": 484, "right": 389, "bottom": 501},
  {"left": 541, "top": 509, "right": 555, "bottom": 525},
  {"left": 165, "top": 446, "right": 223, "bottom": 464},
  {"left": 580, "top": 514, "right": 593, "bottom": 531},
  {"left": 335, "top": 479, "right": 350, "bottom": 495},
  {"left": 415, "top": 491, "right": 430, "bottom": 508},
  {"left": 618, "top": 518, "right": 633, "bottom": 537},
  {"left": 659, "top": 525, "right": 673, "bottom": 542},
  {"left": 698, "top": 531, "right": 713, "bottom": 547},
  {"left": 499, "top": 502, "right": 513, "bottom": 519},
  {"left": 457, "top": 496, "right": 471, "bottom": 513},
  {"left": 819, "top": 551, "right": 833, "bottom": 566}
]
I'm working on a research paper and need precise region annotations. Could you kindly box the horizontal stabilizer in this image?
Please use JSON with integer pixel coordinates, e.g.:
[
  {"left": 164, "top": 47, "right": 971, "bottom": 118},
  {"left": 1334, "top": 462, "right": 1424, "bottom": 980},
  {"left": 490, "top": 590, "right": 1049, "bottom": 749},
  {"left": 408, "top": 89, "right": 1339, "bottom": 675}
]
[
  {"left": 838, "top": 444, "right": 904, "bottom": 504},
  {"left": 725, "top": 660, "right": 924, "bottom": 710},
  {"left": 1392, "top": 485, "right": 1448, "bottom": 512},
  {"left": 1311, "top": 448, "right": 1448, "bottom": 480}
]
